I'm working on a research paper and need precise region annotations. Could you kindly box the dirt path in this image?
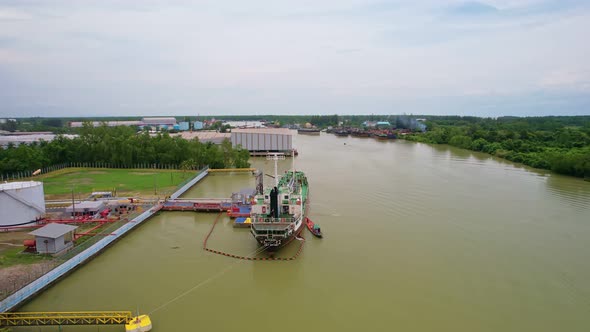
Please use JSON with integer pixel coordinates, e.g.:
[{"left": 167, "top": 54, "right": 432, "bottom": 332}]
[{"left": 0, "top": 261, "right": 58, "bottom": 301}]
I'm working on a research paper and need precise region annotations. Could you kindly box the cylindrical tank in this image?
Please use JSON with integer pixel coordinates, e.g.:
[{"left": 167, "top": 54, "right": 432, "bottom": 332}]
[
  {"left": 0, "top": 181, "right": 46, "bottom": 227},
  {"left": 23, "top": 239, "right": 36, "bottom": 248}
]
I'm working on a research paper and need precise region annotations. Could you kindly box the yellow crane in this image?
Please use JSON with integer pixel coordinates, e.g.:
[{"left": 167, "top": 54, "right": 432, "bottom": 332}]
[{"left": 0, "top": 311, "right": 151, "bottom": 331}]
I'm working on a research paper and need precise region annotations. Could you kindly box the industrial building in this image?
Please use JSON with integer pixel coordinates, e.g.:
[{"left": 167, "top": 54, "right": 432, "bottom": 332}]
[
  {"left": 0, "top": 181, "right": 46, "bottom": 227},
  {"left": 69, "top": 117, "right": 177, "bottom": 130},
  {"left": 65, "top": 200, "right": 106, "bottom": 217},
  {"left": 0, "top": 133, "right": 78, "bottom": 147},
  {"left": 141, "top": 117, "right": 177, "bottom": 127},
  {"left": 178, "top": 122, "right": 190, "bottom": 131},
  {"left": 223, "top": 120, "right": 264, "bottom": 128},
  {"left": 230, "top": 128, "right": 293, "bottom": 154},
  {"left": 193, "top": 121, "right": 204, "bottom": 130},
  {"left": 68, "top": 121, "right": 142, "bottom": 128},
  {"left": 29, "top": 223, "right": 78, "bottom": 254}
]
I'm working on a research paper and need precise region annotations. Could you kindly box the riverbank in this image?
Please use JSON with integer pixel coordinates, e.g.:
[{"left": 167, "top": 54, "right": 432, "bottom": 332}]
[{"left": 402, "top": 116, "right": 590, "bottom": 179}]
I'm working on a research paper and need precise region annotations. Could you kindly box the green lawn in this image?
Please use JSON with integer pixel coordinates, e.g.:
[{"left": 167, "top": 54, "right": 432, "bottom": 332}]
[
  {"left": 0, "top": 247, "right": 49, "bottom": 267},
  {"left": 39, "top": 168, "right": 193, "bottom": 199}
]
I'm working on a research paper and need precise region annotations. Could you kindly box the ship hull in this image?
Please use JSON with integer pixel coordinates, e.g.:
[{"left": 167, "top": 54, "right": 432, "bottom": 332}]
[
  {"left": 250, "top": 169, "right": 309, "bottom": 252},
  {"left": 255, "top": 218, "right": 305, "bottom": 251}
]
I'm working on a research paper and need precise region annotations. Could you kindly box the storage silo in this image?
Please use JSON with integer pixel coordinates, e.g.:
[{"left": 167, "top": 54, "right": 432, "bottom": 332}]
[{"left": 0, "top": 181, "right": 46, "bottom": 227}]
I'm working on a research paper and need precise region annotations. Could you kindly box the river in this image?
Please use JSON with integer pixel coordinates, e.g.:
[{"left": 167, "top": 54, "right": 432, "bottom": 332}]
[{"left": 17, "top": 133, "right": 590, "bottom": 331}]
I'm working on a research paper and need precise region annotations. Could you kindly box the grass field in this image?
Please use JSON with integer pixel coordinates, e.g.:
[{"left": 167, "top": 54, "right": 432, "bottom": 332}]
[{"left": 38, "top": 168, "right": 193, "bottom": 199}]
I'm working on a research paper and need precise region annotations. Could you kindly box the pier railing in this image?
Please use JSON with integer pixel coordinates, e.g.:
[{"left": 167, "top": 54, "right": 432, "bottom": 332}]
[
  {"left": 169, "top": 167, "right": 209, "bottom": 199},
  {"left": 253, "top": 217, "right": 295, "bottom": 224}
]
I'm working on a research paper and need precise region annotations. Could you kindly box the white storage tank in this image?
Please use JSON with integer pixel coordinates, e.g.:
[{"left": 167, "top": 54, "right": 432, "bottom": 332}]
[{"left": 0, "top": 181, "right": 46, "bottom": 227}]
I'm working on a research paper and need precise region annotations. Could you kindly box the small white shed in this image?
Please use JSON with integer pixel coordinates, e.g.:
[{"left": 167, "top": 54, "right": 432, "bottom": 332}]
[{"left": 29, "top": 223, "right": 78, "bottom": 254}]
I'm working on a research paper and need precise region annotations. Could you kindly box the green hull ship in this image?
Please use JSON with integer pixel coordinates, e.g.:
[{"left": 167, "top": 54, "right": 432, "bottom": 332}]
[{"left": 250, "top": 154, "right": 308, "bottom": 249}]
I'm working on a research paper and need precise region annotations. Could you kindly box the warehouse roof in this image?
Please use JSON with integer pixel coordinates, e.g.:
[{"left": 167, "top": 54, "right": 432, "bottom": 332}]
[
  {"left": 29, "top": 223, "right": 78, "bottom": 239},
  {"left": 141, "top": 117, "right": 177, "bottom": 125},
  {"left": 65, "top": 200, "right": 105, "bottom": 212},
  {"left": 231, "top": 128, "right": 293, "bottom": 135}
]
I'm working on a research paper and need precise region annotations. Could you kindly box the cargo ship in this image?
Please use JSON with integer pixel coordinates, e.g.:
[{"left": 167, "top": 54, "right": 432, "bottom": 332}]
[{"left": 250, "top": 153, "right": 308, "bottom": 250}]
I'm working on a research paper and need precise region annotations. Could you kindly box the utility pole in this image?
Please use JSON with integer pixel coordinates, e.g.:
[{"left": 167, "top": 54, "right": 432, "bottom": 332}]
[{"left": 71, "top": 185, "right": 76, "bottom": 219}]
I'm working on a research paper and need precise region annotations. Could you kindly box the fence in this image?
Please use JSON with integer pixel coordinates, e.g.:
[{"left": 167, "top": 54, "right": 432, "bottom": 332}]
[{"left": 0, "top": 162, "right": 202, "bottom": 182}]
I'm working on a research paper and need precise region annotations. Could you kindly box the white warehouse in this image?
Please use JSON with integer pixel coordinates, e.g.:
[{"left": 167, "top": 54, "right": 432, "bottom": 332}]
[
  {"left": 231, "top": 128, "right": 293, "bottom": 154},
  {"left": 0, "top": 181, "right": 46, "bottom": 227}
]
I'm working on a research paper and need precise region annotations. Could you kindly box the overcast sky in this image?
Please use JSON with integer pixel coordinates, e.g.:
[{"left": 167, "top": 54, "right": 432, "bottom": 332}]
[{"left": 0, "top": 0, "right": 589, "bottom": 117}]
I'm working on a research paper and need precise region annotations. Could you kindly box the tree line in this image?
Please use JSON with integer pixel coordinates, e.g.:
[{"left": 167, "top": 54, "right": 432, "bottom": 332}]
[
  {"left": 404, "top": 116, "right": 590, "bottom": 179},
  {"left": 0, "top": 124, "right": 250, "bottom": 175},
  {"left": 2, "top": 114, "right": 422, "bottom": 132}
]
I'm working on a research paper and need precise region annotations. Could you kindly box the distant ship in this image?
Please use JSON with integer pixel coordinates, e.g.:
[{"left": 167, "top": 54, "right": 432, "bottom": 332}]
[
  {"left": 297, "top": 128, "right": 320, "bottom": 135},
  {"left": 334, "top": 129, "right": 349, "bottom": 137},
  {"left": 250, "top": 153, "right": 308, "bottom": 250}
]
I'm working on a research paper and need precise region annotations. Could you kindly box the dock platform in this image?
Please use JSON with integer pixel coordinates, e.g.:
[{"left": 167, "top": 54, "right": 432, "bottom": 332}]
[
  {"left": 161, "top": 198, "right": 232, "bottom": 212},
  {"left": 0, "top": 311, "right": 133, "bottom": 327}
]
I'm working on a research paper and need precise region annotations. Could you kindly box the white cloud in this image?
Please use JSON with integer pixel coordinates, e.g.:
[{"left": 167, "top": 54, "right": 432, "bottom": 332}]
[
  {"left": 0, "top": 8, "right": 33, "bottom": 20},
  {"left": 0, "top": 0, "right": 588, "bottom": 116}
]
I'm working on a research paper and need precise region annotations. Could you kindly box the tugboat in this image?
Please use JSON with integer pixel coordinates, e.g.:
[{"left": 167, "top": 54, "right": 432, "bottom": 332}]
[{"left": 250, "top": 152, "right": 309, "bottom": 250}]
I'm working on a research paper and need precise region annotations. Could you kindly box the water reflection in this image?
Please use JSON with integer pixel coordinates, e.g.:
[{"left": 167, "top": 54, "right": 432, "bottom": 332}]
[{"left": 545, "top": 174, "right": 590, "bottom": 210}]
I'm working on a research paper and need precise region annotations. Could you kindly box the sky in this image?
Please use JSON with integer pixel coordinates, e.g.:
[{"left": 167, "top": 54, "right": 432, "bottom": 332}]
[{"left": 0, "top": 0, "right": 589, "bottom": 117}]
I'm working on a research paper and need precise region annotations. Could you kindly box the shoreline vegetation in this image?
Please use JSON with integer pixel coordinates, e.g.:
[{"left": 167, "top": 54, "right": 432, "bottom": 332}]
[
  {"left": 0, "top": 124, "right": 250, "bottom": 178},
  {"left": 1, "top": 115, "right": 589, "bottom": 180},
  {"left": 402, "top": 116, "right": 590, "bottom": 180}
]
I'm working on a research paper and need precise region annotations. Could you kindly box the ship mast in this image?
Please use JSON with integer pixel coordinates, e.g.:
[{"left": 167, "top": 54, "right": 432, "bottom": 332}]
[
  {"left": 292, "top": 148, "right": 295, "bottom": 175},
  {"left": 266, "top": 153, "right": 285, "bottom": 187}
]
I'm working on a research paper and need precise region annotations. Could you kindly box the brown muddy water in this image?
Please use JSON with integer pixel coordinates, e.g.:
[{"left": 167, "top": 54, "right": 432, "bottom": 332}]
[{"left": 16, "top": 133, "right": 590, "bottom": 331}]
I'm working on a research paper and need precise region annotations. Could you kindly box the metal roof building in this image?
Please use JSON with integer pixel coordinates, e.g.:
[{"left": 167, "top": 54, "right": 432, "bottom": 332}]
[
  {"left": 231, "top": 128, "right": 293, "bottom": 153},
  {"left": 68, "top": 121, "right": 142, "bottom": 128},
  {"left": 0, "top": 134, "right": 78, "bottom": 147},
  {"left": 29, "top": 223, "right": 78, "bottom": 254},
  {"left": 65, "top": 200, "right": 106, "bottom": 216},
  {"left": 141, "top": 117, "right": 177, "bottom": 126}
]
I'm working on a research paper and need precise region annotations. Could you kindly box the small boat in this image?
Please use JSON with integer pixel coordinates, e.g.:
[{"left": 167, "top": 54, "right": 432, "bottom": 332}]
[{"left": 305, "top": 217, "right": 322, "bottom": 238}]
